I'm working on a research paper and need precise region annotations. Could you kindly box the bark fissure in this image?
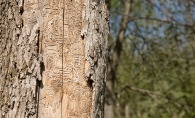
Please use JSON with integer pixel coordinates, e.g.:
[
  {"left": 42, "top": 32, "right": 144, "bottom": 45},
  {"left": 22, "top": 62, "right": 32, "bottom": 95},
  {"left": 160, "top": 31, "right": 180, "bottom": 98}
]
[{"left": 61, "top": 1, "right": 65, "bottom": 117}]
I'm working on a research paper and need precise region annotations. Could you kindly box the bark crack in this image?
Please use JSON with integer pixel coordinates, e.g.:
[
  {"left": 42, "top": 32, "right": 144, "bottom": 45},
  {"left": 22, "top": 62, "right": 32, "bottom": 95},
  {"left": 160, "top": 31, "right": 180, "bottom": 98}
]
[{"left": 61, "top": 0, "right": 65, "bottom": 117}]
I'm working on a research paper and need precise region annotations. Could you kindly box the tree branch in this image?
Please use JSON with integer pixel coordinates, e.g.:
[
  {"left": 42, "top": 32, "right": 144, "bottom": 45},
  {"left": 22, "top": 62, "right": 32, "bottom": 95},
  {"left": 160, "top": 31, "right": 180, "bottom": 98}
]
[
  {"left": 111, "top": 0, "right": 132, "bottom": 81},
  {"left": 129, "top": 17, "right": 194, "bottom": 27}
]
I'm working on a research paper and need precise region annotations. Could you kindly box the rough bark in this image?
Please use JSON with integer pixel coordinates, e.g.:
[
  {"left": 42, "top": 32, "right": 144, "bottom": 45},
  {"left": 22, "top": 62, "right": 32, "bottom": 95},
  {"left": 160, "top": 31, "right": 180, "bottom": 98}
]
[
  {"left": 0, "top": 0, "right": 108, "bottom": 118},
  {"left": 0, "top": 0, "right": 41, "bottom": 117},
  {"left": 81, "top": 0, "right": 109, "bottom": 117},
  {"left": 105, "top": 0, "right": 131, "bottom": 117}
]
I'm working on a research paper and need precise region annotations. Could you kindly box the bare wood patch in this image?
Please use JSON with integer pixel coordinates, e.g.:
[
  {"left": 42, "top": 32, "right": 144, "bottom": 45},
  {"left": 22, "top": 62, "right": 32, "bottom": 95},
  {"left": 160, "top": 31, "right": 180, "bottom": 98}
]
[{"left": 38, "top": 0, "right": 92, "bottom": 117}]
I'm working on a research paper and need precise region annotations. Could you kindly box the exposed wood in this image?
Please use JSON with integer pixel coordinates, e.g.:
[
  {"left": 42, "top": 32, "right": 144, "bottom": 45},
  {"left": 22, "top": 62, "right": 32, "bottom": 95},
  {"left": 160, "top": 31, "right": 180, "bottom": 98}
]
[{"left": 38, "top": 0, "right": 93, "bottom": 117}]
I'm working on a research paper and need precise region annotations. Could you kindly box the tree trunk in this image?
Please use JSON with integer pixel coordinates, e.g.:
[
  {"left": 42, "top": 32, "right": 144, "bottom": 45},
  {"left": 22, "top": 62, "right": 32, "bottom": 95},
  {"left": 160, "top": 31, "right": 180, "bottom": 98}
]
[
  {"left": 0, "top": 0, "right": 109, "bottom": 118},
  {"left": 105, "top": 0, "right": 131, "bottom": 117},
  {"left": 125, "top": 104, "right": 130, "bottom": 118}
]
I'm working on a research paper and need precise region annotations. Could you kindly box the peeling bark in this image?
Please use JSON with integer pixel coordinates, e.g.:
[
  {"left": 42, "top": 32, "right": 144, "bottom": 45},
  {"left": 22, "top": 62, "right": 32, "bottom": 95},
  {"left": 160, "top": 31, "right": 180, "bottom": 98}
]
[{"left": 0, "top": 0, "right": 108, "bottom": 118}]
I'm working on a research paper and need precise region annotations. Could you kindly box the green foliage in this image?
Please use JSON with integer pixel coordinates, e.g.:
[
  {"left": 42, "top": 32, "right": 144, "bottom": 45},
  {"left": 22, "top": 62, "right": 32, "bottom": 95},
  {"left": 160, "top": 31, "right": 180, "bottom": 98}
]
[{"left": 109, "top": 0, "right": 195, "bottom": 117}]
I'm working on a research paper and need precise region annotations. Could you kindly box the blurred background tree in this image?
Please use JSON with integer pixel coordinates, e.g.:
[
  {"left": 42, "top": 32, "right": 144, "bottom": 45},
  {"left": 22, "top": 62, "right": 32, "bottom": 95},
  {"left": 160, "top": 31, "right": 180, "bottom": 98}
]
[{"left": 105, "top": 0, "right": 195, "bottom": 118}]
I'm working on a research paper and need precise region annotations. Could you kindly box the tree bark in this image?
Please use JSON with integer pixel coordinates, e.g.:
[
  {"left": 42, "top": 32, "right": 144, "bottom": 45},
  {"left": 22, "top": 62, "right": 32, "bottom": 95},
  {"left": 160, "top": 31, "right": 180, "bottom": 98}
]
[{"left": 0, "top": 0, "right": 109, "bottom": 118}]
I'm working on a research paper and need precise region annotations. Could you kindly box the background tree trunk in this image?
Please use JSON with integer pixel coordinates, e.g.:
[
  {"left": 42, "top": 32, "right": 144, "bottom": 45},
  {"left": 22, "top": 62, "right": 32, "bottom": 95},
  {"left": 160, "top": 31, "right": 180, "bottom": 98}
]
[
  {"left": 0, "top": 0, "right": 109, "bottom": 118},
  {"left": 105, "top": 0, "right": 131, "bottom": 117}
]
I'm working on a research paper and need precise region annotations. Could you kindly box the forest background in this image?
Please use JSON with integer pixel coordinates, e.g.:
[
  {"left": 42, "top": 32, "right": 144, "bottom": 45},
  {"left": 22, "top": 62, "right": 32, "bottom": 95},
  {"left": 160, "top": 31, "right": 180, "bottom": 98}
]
[{"left": 105, "top": 0, "right": 195, "bottom": 118}]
